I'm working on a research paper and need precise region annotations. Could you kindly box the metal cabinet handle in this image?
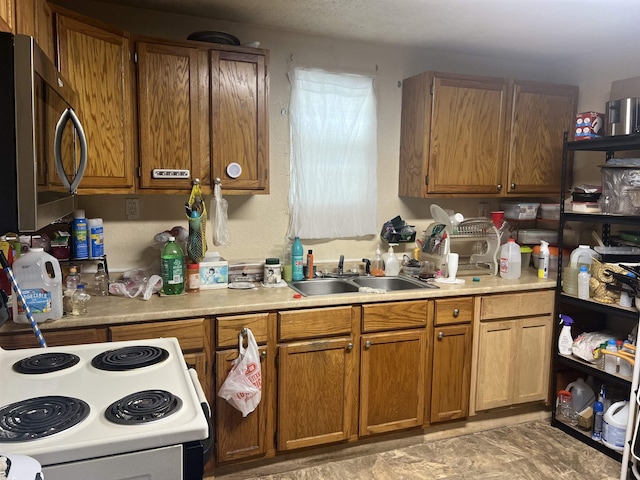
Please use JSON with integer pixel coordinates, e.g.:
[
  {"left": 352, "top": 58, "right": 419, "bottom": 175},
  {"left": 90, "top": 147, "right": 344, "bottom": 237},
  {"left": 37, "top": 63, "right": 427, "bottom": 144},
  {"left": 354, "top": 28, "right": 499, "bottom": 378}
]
[
  {"left": 511, "top": 182, "right": 516, "bottom": 190},
  {"left": 453, "top": 308, "right": 459, "bottom": 317},
  {"left": 260, "top": 351, "right": 267, "bottom": 359},
  {"left": 438, "top": 331, "right": 444, "bottom": 339},
  {"left": 496, "top": 184, "right": 502, "bottom": 191},
  {"left": 346, "top": 343, "right": 353, "bottom": 351},
  {"left": 364, "top": 340, "right": 372, "bottom": 349}
]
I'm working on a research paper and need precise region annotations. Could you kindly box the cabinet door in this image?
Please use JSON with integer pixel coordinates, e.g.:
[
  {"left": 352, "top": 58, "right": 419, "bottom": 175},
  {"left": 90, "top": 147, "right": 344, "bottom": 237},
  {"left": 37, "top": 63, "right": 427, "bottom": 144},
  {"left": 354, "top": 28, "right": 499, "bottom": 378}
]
[
  {"left": 16, "top": 0, "right": 53, "bottom": 61},
  {"left": 136, "top": 41, "right": 207, "bottom": 191},
  {"left": 0, "top": 0, "right": 14, "bottom": 33},
  {"left": 278, "top": 337, "right": 355, "bottom": 450},
  {"left": 211, "top": 50, "right": 268, "bottom": 193},
  {"left": 428, "top": 73, "right": 508, "bottom": 195},
  {"left": 360, "top": 329, "right": 426, "bottom": 436},
  {"left": 512, "top": 315, "right": 552, "bottom": 404},
  {"left": 55, "top": 12, "right": 135, "bottom": 192},
  {"left": 431, "top": 323, "right": 472, "bottom": 423},
  {"left": 505, "top": 80, "right": 578, "bottom": 195},
  {"left": 475, "top": 320, "right": 515, "bottom": 411},
  {"left": 215, "top": 346, "right": 268, "bottom": 463}
]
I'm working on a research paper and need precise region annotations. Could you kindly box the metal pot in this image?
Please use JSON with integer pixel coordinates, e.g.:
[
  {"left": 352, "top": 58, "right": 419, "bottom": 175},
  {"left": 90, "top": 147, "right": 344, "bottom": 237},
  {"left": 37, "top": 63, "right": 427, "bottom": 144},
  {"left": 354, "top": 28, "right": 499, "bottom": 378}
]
[{"left": 605, "top": 97, "right": 640, "bottom": 136}]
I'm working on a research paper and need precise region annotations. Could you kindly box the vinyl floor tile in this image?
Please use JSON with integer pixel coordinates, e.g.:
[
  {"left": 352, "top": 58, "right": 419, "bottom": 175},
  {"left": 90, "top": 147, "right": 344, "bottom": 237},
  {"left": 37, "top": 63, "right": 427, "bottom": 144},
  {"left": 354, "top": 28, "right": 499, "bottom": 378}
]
[{"left": 211, "top": 420, "right": 623, "bottom": 480}]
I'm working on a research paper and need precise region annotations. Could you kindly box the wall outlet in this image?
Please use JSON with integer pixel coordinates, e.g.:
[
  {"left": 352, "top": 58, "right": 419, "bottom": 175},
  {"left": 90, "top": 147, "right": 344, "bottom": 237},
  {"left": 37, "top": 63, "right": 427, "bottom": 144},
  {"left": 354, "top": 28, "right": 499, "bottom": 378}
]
[{"left": 125, "top": 198, "right": 140, "bottom": 220}]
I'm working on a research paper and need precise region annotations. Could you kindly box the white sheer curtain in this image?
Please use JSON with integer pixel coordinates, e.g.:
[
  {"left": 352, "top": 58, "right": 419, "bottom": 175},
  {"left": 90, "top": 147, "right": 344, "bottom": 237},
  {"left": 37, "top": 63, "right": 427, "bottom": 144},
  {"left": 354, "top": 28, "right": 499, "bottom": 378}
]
[{"left": 287, "top": 68, "right": 378, "bottom": 239}]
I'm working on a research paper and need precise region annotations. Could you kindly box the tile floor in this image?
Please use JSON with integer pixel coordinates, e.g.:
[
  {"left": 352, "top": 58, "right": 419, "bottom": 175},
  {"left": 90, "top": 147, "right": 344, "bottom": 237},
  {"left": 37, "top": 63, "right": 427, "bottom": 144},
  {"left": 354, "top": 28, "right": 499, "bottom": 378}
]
[{"left": 209, "top": 420, "right": 623, "bottom": 480}]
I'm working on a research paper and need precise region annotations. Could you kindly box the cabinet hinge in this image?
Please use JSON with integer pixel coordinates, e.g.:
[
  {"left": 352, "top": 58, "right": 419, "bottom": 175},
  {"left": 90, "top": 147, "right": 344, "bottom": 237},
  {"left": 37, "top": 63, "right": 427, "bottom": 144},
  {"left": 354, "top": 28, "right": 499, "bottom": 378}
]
[
  {"left": 430, "top": 83, "right": 434, "bottom": 95},
  {"left": 425, "top": 175, "right": 429, "bottom": 186},
  {"left": 137, "top": 166, "right": 141, "bottom": 178}
]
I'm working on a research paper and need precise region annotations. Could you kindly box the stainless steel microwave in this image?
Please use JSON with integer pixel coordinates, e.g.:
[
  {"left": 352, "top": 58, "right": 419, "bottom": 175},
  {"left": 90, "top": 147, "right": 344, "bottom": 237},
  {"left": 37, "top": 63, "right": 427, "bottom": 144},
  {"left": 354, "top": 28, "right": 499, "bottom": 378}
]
[{"left": 0, "top": 33, "right": 87, "bottom": 235}]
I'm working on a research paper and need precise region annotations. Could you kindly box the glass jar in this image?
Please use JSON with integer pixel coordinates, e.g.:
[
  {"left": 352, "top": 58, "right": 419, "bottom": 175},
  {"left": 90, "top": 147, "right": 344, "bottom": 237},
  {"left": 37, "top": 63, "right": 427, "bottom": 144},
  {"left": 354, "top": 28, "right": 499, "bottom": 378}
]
[
  {"left": 71, "top": 284, "right": 90, "bottom": 316},
  {"left": 187, "top": 263, "right": 200, "bottom": 292}
]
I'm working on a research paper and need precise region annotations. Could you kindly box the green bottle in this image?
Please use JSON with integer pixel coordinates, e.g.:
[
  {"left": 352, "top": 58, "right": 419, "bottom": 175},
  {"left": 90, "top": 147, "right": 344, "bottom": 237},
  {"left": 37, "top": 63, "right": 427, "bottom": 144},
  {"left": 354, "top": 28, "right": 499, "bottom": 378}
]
[
  {"left": 161, "top": 236, "right": 185, "bottom": 295},
  {"left": 291, "top": 236, "right": 304, "bottom": 281}
]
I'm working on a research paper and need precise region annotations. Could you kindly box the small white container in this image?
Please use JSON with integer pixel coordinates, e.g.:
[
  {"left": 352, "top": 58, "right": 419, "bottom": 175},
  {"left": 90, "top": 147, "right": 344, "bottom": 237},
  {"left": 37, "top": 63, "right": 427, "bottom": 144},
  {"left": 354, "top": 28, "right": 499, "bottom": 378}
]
[{"left": 577, "top": 265, "right": 590, "bottom": 300}]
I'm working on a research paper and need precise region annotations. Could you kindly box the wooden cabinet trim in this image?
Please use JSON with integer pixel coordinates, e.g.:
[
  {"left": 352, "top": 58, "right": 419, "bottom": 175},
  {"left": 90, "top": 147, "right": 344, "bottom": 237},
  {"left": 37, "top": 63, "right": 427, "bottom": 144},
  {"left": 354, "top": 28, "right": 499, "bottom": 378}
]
[
  {"left": 362, "top": 300, "right": 428, "bottom": 332},
  {"left": 434, "top": 297, "right": 473, "bottom": 325},
  {"left": 278, "top": 306, "right": 352, "bottom": 341},
  {"left": 479, "top": 290, "right": 555, "bottom": 320},
  {"left": 109, "top": 318, "right": 206, "bottom": 352},
  {"left": 216, "top": 313, "right": 269, "bottom": 348}
]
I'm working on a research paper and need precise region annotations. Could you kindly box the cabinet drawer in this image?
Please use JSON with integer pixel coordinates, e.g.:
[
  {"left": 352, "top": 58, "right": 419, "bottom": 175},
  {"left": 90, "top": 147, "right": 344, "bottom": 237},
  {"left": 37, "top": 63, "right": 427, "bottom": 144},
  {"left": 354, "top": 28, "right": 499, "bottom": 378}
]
[
  {"left": 279, "top": 306, "right": 352, "bottom": 341},
  {"left": 362, "top": 300, "right": 428, "bottom": 332},
  {"left": 434, "top": 297, "right": 473, "bottom": 325},
  {"left": 479, "top": 290, "right": 554, "bottom": 320},
  {"left": 109, "top": 318, "right": 206, "bottom": 352},
  {"left": 0, "top": 328, "right": 108, "bottom": 349},
  {"left": 216, "top": 313, "right": 269, "bottom": 348}
]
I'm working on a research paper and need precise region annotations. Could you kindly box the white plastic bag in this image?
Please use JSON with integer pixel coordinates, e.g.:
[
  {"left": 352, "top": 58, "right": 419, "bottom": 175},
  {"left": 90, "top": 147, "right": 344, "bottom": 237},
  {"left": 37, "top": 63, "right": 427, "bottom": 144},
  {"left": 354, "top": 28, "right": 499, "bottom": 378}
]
[
  {"left": 217, "top": 328, "right": 262, "bottom": 417},
  {"left": 211, "top": 181, "right": 230, "bottom": 247}
]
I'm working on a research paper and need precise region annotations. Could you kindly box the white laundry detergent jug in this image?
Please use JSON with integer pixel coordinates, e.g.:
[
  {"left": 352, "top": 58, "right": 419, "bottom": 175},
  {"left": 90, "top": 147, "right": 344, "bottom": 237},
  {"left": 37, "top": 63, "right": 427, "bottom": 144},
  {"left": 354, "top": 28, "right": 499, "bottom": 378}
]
[{"left": 602, "top": 400, "right": 629, "bottom": 452}]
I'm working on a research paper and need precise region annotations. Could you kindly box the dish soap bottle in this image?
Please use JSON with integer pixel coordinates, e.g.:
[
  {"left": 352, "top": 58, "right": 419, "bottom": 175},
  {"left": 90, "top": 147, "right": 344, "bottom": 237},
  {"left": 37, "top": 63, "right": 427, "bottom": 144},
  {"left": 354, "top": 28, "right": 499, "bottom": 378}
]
[
  {"left": 291, "top": 236, "right": 304, "bottom": 281},
  {"left": 384, "top": 244, "right": 400, "bottom": 276},
  {"left": 371, "top": 245, "right": 385, "bottom": 277},
  {"left": 558, "top": 314, "right": 574, "bottom": 355}
]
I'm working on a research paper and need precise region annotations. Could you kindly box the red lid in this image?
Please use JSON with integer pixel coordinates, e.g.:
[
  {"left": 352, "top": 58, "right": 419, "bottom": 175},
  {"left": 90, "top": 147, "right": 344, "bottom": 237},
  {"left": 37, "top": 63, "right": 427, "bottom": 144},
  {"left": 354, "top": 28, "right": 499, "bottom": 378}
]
[
  {"left": 187, "top": 263, "right": 199, "bottom": 269},
  {"left": 293, "top": 293, "right": 302, "bottom": 299}
]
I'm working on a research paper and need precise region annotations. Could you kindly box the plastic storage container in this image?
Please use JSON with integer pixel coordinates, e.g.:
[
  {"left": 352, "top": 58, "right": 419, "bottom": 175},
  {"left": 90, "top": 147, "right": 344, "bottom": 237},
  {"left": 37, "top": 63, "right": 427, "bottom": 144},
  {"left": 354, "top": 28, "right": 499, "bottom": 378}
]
[
  {"left": 11, "top": 248, "right": 63, "bottom": 323},
  {"left": 602, "top": 401, "right": 629, "bottom": 452},
  {"left": 500, "top": 202, "right": 540, "bottom": 220},
  {"left": 540, "top": 203, "right": 561, "bottom": 220}
]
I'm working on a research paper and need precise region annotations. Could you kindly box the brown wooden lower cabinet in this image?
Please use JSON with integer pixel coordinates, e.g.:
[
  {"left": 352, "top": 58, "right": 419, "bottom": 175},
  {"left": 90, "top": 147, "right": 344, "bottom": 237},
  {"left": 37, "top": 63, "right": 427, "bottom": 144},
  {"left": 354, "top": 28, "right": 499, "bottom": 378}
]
[
  {"left": 473, "top": 291, "right": 554, "bottom": 412},
  {"left": 0, "top": 327, "right": 108, "bottom": 349}
]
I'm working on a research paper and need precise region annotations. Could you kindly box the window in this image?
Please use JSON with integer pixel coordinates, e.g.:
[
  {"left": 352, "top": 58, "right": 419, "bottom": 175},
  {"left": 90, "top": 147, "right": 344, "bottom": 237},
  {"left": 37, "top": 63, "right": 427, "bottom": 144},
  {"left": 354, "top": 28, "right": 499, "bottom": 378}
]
[{"left": 287, "top": 68, "right": 377, "bottom": 239}]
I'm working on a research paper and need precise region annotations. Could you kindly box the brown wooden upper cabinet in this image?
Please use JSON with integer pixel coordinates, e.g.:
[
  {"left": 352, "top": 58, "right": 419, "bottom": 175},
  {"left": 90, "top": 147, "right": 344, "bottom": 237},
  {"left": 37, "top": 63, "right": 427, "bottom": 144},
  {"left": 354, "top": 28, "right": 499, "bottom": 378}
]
[
  {"left": 0, "top": 0, "right": 14, "bottom": 33},
  {"left": 135, "top": 39, "right": 208, "bottom": 191},
  {"left": 16, "top": 0, "right": 54, "bottom": 61},
  {"left": 399, "top": 71, "right": 578, "bottom": 198},
  {"left": 211, "top": 50, "right": 269, "bottom": 193},
  {"left": 54, "top": 8, "right": 136, "bottom": 193}
]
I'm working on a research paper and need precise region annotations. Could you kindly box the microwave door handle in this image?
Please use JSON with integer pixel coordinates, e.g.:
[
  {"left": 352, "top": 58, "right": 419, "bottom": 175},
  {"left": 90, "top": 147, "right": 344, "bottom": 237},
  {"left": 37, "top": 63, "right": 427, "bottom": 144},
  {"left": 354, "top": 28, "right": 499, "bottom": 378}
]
[{"left": 54, "top": 108, "right": 88, "bottom": 193}]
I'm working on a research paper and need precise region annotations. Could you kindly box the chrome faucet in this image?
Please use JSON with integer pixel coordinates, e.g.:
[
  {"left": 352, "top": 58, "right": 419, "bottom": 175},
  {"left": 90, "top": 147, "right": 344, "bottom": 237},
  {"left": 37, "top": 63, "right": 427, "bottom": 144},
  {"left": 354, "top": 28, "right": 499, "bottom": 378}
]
[{"left": 338, "top": 255, "right": 344, "bottom": 275}]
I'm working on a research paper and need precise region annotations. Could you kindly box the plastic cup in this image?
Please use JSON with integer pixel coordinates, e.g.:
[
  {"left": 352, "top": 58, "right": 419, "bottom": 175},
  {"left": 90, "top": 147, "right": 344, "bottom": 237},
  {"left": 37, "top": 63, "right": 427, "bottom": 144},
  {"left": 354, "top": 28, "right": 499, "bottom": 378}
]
[
  {"left": 447, "top": 253, "right": 459, "bottom": 279},
  {"left": 491, "top": 211, "right": 504, "bottom": 229}
]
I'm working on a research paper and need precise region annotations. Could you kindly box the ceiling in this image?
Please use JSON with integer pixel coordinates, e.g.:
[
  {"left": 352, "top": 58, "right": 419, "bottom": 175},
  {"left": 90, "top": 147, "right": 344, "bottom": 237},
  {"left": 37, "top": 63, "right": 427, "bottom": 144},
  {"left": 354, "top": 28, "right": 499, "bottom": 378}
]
[{"left": 96, "top": 0, "right": 638, "bottom": 63}]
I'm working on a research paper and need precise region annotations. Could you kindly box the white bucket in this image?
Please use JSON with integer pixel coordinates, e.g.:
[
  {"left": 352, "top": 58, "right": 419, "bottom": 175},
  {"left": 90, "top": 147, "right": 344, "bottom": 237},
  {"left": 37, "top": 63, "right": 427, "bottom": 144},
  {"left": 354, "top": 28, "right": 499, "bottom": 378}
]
[
  {"left": 602, "top": 400, "right": 629, "bottom": 452},
  {"left": 11, "top": 248, "right": 63, "bottom": 324}
]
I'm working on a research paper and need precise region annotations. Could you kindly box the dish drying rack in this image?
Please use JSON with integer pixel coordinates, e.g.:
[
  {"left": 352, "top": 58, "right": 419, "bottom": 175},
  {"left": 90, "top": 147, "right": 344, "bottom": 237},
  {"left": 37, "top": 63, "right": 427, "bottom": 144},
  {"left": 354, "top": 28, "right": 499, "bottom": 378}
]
[{"left": 419, "top": 218, "right": 500, "bottom": 276}]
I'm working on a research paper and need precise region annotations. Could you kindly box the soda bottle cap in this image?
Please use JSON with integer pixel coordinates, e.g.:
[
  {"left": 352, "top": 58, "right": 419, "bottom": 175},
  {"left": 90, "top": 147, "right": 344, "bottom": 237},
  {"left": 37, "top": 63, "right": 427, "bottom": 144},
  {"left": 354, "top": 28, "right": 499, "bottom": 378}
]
[{"left": 168, "top": 236, "right": 175, "bottom": 241}]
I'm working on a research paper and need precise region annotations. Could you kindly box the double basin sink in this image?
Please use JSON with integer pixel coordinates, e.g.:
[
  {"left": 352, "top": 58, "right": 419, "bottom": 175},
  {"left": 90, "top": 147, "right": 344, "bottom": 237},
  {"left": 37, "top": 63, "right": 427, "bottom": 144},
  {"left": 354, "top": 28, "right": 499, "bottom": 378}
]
[{"left": 289, "top": 275, "right": 438, "bottom": 297}]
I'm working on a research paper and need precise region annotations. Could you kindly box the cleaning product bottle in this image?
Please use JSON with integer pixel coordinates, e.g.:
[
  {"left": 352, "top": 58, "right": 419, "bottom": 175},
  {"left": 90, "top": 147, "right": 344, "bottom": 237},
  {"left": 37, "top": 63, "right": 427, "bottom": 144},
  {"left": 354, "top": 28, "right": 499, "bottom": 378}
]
[
  {"left": 592, "top": 400, "right": 604, "bottom": 440},
  {"left": 578, "top": 265, "right": 590, "bottom": 300},
  {"left": 72, "top": 209, "right": 88, "bottom": 260},
  {"left": 558, "top": 314, "right": 574, "bottom": 355},
  {"left": 537, "top": 240, "right": 550, "bottom": 279},
  {"left": 291, "top": 236, "right": 304, "bottom": 281},
  {"left": 371, "top": 245, "right": 384, "bottom": 277},
  {"left": 306, "top": 249, "right": 314, "bottom": 279},
  {"left": 384, "top": 244, "right": 400, "bottom": 276},
  {"left": 602, "top": 401, "right": 629, "bottom": 452},
  {"left": 499, "top": 238, "right": 521, "bottom": 279},
  {"left": 161, "top": 236, "right": 185, "bottom": 295}
]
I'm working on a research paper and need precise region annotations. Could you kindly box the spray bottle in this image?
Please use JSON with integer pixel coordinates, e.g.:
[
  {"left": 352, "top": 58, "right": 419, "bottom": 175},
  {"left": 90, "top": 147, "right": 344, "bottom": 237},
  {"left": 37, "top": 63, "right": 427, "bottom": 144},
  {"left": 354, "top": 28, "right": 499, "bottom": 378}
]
[
  {"left": 558, "top": 314, "right": 574, "bottom": 355},
  {"left": 537, "top": 240, "right": 550, "bottom": 279}
]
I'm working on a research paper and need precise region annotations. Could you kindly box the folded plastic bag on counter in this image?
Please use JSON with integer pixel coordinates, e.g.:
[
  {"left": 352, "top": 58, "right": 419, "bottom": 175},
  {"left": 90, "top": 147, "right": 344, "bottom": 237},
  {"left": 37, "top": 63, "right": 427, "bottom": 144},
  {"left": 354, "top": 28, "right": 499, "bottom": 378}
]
[
  {"left": 218, "top": 328, "right": 262, "bottom": 417},
  {"left": 572, "top": 331, "right": 614, "bottom": 363},
  {"left": 108, "top": 264, "right": 163, "bottom": 300}
]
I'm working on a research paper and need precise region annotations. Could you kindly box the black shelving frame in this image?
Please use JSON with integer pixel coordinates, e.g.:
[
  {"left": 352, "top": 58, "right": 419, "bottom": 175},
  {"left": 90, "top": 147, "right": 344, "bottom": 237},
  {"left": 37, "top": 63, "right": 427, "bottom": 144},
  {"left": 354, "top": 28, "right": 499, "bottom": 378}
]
[{"left": 552, "top": 132, "right": 640, "bottom": 476}]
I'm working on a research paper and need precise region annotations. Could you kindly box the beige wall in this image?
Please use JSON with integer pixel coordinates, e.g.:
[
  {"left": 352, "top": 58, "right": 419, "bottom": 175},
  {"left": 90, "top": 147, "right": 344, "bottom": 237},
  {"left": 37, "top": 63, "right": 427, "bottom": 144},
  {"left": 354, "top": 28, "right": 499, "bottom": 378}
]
[{"left": 54, "top": 0, "right": 638, "bottom": 272}]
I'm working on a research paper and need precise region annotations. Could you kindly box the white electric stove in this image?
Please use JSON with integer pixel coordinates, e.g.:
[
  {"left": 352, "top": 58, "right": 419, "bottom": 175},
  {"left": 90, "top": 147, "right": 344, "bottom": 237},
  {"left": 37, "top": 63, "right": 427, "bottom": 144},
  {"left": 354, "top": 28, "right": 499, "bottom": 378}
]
[{"left": 0, "top": 337, "right": 211, "bottom": 480}]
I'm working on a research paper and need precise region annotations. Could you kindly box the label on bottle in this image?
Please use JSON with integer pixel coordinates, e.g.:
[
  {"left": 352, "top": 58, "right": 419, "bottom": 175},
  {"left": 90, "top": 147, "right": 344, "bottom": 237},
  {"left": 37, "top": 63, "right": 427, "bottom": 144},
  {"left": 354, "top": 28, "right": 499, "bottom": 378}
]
[
  {"left": 17, "top": 288, "right": 53, "bottom": 314},
  {"left": 73, "top": 218, "right": 88, "bottom": 259},
  {"left": 89, "top": 224, "right": 104, "bottom": 258},
  {"left": 292, "top": 256, "right": 304, "bottom": 281},
  {"left": 162, "top": 257, "right": 184, "bottom": 284}
]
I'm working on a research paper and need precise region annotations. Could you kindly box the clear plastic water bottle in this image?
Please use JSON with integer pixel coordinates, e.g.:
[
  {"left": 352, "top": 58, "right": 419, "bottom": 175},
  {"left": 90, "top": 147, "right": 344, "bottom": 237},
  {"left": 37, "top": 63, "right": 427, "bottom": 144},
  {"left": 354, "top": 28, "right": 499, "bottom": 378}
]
[
  {"left": 94, "top": 262, "right": 109, "bottom": 296},
  {"left": 578, "top": 265, "right": 590, "bottom": 300},
  {"left": 499, "top": 238, "right": 521, "bottom": 279},
  {"left": 71, "top": 284, "right": 90, "bottom": 316},
  {"left": 66, "top": 265, "right": 81, "bottom": 291},
  {"left": 161, "top": 236, "right": 185, "bottom": 295}
]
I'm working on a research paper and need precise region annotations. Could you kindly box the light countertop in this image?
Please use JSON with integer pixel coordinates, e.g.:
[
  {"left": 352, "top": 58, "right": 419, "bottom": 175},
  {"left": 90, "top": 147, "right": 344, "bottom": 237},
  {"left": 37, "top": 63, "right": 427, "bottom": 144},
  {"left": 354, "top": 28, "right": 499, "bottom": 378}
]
[{"left": 0, "top": 270, "right": 556, "bottom": 334}]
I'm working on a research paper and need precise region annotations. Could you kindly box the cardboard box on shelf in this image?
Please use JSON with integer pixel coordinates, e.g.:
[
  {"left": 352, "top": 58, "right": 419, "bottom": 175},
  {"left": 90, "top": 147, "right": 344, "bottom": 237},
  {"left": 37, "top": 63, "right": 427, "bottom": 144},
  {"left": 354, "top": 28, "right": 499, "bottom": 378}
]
[{"left": 575, "top": 112, "right": 605, "bottom": 140}]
